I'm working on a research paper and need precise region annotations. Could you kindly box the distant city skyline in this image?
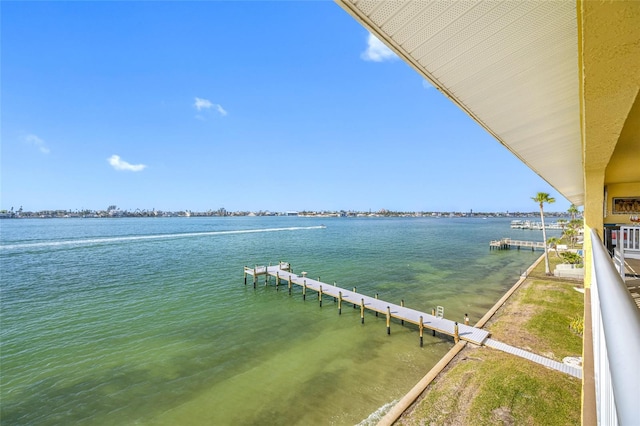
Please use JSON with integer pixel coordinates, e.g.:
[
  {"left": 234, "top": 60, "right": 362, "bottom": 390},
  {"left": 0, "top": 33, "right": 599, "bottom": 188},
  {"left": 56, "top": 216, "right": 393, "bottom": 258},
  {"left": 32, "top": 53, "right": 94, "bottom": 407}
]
[
  {"left": 2, "top": 2, "right": 572, "bottom": 214},
  {"left": 1, "top": 205, "right": 578, "bottom": 218}
]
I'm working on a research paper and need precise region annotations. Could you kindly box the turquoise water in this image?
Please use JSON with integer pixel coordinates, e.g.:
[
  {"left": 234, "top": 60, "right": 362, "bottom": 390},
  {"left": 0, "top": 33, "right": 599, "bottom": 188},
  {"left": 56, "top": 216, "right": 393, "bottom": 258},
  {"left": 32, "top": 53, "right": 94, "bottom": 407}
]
[{"left": 0, "top": 217, "right": 558, "bottom": 425}]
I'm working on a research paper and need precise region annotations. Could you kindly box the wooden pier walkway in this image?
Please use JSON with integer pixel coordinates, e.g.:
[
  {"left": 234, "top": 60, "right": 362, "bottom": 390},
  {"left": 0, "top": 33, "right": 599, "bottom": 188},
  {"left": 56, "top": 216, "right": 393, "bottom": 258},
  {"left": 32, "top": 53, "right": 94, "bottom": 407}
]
[
  {"left": 490, "top": 238, "right": 546, "bottom": 251},
  {"left": 244, "top": 262, "right": 490, "bottom": 346},
  {"left": 244, "top": 262, "right": 583, "bottom": 380}
]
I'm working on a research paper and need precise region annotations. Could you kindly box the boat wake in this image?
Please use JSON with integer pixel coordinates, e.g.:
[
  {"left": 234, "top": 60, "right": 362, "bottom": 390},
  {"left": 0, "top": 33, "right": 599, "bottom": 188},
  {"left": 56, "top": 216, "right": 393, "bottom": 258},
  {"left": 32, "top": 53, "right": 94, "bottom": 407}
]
[{"left": 0, "top": 226, "right": 325, "bottom": 251}]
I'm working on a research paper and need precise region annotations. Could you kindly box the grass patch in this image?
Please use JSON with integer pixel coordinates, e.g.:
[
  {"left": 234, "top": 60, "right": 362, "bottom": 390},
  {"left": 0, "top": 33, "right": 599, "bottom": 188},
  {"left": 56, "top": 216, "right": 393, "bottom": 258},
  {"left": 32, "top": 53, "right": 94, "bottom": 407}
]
[
  {"left": 520, "top": 279, "right": 583, "bottom": 357},
  {"left": 470, "top": 351, "right": 580, "bottom": 425},
  {"left": 401, "top": 349, "right": 581, "bottom": 426},
  {"left": 528, "top": 255, "right": 564, "bottom": 279},
  {"left": 489, "top": 276, "right": 583, "bottom": 359},
  {"left": 403, "top": 357, "right": 479, "bottom": 425}
]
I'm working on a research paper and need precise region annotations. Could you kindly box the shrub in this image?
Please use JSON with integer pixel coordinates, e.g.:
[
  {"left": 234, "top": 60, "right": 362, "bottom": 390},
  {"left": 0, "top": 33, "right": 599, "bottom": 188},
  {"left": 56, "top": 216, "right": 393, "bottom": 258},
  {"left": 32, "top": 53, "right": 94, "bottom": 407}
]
[
  {"left": 569, "top": 314, "right": 584, "bottom": 337},
  {"left": 560, "top": 252, "right": 583, "bottom": 265}
]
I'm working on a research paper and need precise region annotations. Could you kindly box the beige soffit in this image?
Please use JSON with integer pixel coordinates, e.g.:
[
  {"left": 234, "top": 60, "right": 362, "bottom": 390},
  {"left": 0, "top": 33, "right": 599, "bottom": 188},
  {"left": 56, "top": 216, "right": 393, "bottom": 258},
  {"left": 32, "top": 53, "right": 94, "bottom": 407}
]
[{"left": 336, "top": 0, "right": 584, "bottom": 205}]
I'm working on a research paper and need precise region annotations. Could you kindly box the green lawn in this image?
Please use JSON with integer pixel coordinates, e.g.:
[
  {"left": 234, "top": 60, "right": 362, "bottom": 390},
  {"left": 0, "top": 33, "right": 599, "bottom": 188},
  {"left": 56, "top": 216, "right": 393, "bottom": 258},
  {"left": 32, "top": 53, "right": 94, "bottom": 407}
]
[
  {"left": 522, "top": 280, "right": 584, "bottom": 357},
  {"left": 401, "top": 349, "right": 581, "bottom": 425}
]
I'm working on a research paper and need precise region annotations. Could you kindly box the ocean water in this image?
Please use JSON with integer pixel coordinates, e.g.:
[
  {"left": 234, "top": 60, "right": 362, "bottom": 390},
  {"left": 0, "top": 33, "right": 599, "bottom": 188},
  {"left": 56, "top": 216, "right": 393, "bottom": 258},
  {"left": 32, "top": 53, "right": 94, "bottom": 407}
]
[{"left": 0, "top": 216, "right": 558, "bottom": 425}]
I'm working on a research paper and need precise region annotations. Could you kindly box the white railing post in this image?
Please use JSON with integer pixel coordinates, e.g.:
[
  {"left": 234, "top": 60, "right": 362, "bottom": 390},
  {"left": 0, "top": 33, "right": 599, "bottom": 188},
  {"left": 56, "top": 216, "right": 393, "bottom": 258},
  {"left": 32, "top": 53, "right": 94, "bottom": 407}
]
[{"left": 621, "top": 225, "right": 640, "bottom": 252}]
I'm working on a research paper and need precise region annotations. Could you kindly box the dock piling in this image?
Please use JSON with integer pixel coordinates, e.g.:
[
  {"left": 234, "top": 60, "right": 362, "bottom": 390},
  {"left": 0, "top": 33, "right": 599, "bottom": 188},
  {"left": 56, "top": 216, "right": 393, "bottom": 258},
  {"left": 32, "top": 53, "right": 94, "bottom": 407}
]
[
  {"left": 454, "top": 322, "right": 460, "bottom": 343},
  {"left": 401, "top": 300, "right": 405, "bottom": 325},
  {"left": 303, "top": 280, "right": 307, "bottom": 301},
  {"left": 464, "top": 313, "right": 469, "bottom": 326},
  {"left": 386, "top": 306, "right": 391, "bottom": 335},
  {"left": 360, "top": 299, "right": 365, "bottom": 324},
  {"left": 319, "top": 285, "right": 323, "bottom": 307},
  {"left": 338, "top": 291, "right": 342, "bottom": 315},
  {"left": 431, "top": 308, "right": 436, "bottom": 336},
  {"left": 419, "top": 316, "right": 424, "bottom": 347}
]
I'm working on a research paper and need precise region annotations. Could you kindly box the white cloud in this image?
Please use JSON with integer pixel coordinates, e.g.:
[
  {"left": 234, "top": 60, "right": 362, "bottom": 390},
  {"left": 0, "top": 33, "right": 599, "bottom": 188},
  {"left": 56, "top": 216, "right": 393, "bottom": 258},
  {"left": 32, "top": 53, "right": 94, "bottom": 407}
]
[
  {"left": 361, "top": 33, "right": 398, "bottom": 62},
  {"left": 194, "top": 97, "right": 213, "bottom": 111},
  {"left": 25, "top": 134, "right": 50, "bottom": 154},
  {"left": 214, "top": 104, "right": 228, "bottom": 116},
  {"left": 107, "top": 155, "right": 147, "bottom": 172},
  {"left": 194, "top": 97, "right": 227, "bottom": 117}
]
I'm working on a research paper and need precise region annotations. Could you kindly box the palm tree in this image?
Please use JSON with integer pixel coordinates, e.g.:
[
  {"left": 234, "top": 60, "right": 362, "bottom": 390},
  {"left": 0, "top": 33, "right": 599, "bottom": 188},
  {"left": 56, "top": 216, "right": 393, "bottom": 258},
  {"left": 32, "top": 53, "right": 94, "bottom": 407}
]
[
  {"left": 568, "top": 204, "right": 579, "bottom": 221},
  {"left": 532, "top": 192, "right": 556, "bottom": 274}
]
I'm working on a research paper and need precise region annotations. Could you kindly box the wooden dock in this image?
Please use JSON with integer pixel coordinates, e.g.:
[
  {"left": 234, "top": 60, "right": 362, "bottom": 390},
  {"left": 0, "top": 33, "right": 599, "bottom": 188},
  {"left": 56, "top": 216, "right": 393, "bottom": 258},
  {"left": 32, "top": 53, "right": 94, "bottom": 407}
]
[
  {"left": 244, "top": 262, "right": 490, "bottom": 346},
  {"left": 490, "top": 238, "right": 546, "bottom": 251}
]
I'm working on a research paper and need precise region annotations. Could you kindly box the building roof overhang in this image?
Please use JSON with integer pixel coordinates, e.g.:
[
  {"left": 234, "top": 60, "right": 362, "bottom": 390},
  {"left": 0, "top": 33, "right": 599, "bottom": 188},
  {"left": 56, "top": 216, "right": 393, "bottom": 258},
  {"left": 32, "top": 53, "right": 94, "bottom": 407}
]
[{"left": 336, "top": 0, "right": 585, "bottom": 205}]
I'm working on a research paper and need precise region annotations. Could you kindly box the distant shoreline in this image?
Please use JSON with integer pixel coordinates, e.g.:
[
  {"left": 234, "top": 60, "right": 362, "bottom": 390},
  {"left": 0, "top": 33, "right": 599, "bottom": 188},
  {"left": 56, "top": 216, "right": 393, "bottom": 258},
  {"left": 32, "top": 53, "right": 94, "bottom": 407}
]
[{"left": 0, "top": 212, "right": 574, "bottom": 220}]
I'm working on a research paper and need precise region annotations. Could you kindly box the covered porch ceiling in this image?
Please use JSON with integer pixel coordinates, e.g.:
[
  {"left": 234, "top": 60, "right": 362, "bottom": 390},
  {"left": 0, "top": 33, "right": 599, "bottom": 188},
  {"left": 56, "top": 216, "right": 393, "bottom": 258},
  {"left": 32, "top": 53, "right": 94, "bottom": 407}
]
[{"left": 336, "top": 0, "right": 584, "bottom": 205}]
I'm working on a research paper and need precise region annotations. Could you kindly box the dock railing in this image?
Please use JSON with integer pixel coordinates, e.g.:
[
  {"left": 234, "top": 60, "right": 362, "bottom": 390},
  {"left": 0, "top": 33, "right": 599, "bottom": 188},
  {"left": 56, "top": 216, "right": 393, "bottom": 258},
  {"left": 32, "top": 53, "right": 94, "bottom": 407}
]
[
  {"left": 489, "top": 238, "right": 546, "bottom": 250},
  {"left": 589, "top": 229, "right": 640, "bottom": 424}
]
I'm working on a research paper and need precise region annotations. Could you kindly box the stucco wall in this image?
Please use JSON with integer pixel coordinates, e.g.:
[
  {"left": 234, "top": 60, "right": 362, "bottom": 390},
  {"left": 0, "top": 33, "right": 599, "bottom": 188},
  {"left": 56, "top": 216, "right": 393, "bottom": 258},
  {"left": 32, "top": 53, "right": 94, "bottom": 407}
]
[{"left": 580, "top": 0, "right": 640, "bottom": 289}]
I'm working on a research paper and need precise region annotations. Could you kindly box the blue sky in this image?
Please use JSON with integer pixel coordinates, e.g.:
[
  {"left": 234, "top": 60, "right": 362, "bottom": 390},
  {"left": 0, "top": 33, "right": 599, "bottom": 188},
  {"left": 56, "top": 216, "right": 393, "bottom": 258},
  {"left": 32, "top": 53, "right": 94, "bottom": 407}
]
[{"left": 1, "top": 1, "right": 571, "bottom": 213}]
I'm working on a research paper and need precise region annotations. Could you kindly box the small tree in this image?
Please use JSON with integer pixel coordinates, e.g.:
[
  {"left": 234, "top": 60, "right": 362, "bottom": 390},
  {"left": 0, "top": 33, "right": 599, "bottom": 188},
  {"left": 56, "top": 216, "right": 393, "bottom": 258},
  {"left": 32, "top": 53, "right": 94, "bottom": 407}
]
[
  {"left": 532, "top": 192, "right": 556, "bottom": 275},
  {"left": 560, "top": 251, "right": 583, "bottom": 266},
  {"left": 557, "top": 218, "right": 568, "bottom": 233},
  {"left": 564, "top": 227, "right": 578, "bottom": 248},
  {"left": 547, "top": 237, "right": 560, "bottom": 257},
  {"left": 563, "top": 218, "right": 583, "bottom": 248}
]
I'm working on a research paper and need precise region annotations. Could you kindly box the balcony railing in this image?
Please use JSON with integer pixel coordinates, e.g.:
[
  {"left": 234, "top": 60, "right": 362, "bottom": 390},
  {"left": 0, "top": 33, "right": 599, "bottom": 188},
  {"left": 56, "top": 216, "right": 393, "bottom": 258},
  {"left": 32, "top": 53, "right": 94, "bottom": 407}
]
[
  {"left": 613, "top": 226, "right": 640, "bottom": 274},
  {"left": 620, "top": 225, "right": 640, "bottom": 252},
  {"left": 589, "top": 229, "right": 640, "bottom": 424}
]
